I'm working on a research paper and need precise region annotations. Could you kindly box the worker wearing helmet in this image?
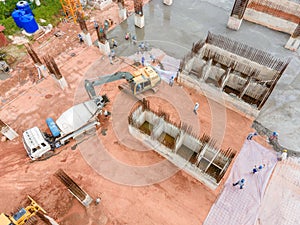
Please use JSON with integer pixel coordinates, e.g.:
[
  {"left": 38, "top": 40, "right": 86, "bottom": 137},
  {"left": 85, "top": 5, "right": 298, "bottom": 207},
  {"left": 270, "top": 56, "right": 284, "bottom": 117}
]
[
  {"left": 281, "top": 149, "right": 288, "bottom": 161},
  {"left": 233, "top": 178, "right": 245, "bottom": 189},
  {"left": 268, "top": 131, "right": 279, "bottom": 143},
  {"left": 112, "top": 39, "right": 118, "bottom": 48}
]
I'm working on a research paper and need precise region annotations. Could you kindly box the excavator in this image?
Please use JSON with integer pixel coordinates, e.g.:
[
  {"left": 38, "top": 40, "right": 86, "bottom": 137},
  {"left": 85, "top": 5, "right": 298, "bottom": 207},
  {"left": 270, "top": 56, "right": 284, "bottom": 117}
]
[
  {"left": 22, "top": 66, "right": 161, "bottom": 160},
  {"left": 84, "top": 65, "right": 161, "bottom": 106},
  {"left": 0, "top": 196, "right": 47, "bottom": 225}
]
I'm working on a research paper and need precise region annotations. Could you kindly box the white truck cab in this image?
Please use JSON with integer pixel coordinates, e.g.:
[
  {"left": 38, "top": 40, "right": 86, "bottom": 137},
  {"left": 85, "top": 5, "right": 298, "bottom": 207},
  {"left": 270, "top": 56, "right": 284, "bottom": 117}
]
[
  {"left": 22, "top": 100, "right": 101, "bottom": 160},
  {"left": 22, "top": 127, "right": 51, "bottom": 160}
]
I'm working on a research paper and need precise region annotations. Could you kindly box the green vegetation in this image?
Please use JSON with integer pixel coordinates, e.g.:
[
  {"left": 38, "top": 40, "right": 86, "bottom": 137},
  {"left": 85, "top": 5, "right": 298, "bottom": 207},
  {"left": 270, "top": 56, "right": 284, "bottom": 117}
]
[{"left": 0, "top": 0, "right": 62, "bottom": 35}]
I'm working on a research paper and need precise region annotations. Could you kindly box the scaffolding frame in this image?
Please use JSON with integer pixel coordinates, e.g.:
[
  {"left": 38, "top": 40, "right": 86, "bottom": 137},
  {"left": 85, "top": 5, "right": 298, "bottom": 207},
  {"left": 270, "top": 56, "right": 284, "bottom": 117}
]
[{"left": 59, "top": 0, "right": 83, "bottom": 23}]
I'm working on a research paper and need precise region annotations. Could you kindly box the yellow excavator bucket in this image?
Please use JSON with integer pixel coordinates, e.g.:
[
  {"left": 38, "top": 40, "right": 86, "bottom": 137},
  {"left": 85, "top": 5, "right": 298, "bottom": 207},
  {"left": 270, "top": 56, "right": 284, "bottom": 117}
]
[{"left": 27, "top": 196, "right": 47, "bottom": 215}]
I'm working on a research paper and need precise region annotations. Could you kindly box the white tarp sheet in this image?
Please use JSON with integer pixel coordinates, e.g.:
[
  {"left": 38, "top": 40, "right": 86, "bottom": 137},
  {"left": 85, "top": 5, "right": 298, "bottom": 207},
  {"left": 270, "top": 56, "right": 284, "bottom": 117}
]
[
  {"left": 256, "top": 158, "right": 300, "bottom": 225},
  {"left": 204, "top": 141, "right": 277, "bottom": 225}
]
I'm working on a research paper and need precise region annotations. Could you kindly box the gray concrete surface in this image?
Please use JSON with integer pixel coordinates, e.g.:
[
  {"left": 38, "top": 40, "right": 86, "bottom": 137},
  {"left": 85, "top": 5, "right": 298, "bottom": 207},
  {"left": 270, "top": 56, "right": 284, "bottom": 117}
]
[{"left": 108, "top": 0, "right": 300, "bottom": 152}]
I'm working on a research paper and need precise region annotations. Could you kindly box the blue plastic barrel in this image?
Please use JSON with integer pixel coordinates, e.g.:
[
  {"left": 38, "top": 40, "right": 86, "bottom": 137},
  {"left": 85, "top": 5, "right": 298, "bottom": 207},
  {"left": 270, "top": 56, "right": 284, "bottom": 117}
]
[
  {"left": 12, "top": 10, "right": 25, "bottom": 28},
  {"left": 19, "top": 14, "right": 39, "bottom": 33},
  {"left": 46, "top": 118, "right": 61, "bottom": 138},
  {"left": 16, "top": 1, "right": 33, "bottom": 15}
]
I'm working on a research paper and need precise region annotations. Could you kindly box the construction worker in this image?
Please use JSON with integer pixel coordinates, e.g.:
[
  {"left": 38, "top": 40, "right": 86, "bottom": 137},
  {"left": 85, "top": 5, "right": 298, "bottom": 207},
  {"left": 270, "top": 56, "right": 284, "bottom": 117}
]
[
  {"left": 233, "top": 178, "right": 245, "bottom": 189},
  {"left": 104, "top": 110, "right": 111, "bottom": 117},
  {"left": 111, "top": 49, "right": 116, "bottom": 60},
  {"left": 112, "top": 39, "right": 118, "bottom": 48},
  {"left": 268, "top": 131, "right": 278, "bottom": 142},
  {"left": 78, "top": 34, "right": 83, "bottom": 44},
  {"left": 247, "top": 132, "right": 258, "bottom": 140},
  {"left": 193, "top": 102, "right": 199, "bottom": 115},
  {"left": 140, "top": 42, "right": 145, "bottom": 49},
  {"left": 125, "top": 32, "right": 130, "bottom": 40},
  {"left": 94, "top": 21, "right": 99, "bottom": 30},
  {"left": 150, "top": 54, "right": 156, "bottom": 63},
  {"left": 252, "top": 164, "right": 265, "bottom": 174},
  {"left": 95, "top": 197, "right": 101, "bottom": 205},
  {"left": 169, "top": 76, "right": 174, "bottom": 87},
  {"left": 141, "top": 56, "right": 145, "bottom": 66},
  {"left": 132, "top": 35, "right": 137, "bottom": 44},
  {"left": 280, "top": 149, "right": 288, "bottom": 161}
]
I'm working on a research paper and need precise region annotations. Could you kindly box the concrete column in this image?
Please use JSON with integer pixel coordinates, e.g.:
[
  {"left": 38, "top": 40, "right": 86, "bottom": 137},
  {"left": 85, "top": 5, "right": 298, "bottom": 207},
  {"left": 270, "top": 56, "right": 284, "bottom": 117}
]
[
  {"left": 218, "top": 67, "right": 231, "bottom": 89},
  {"left": 196, "top": 144, "right": 208, "bottom": 166},
  {"left": 119, "top": 8, "right": 127, "bottom": 20},
  {"left": 204, "top": 149, "right": 220, "bottom": 173},
  {"left": 227, "top": 16, "right": 243, "bottom": 30},
  {"left": 35, "top": 64, "right": 48, "bottom": 79},
  {"left": 239, "top": 77, "right": 252, "bottom": 99},
  {"left": 134, "top": 14, "right": 145, "bottom": 28},
  {"left": 201, "top": 58, "right": 212, "bottom": 81},
  {"left": 284, "top": 36, "right": 300, "bottom": 51},
  {"left": 0, "top": 120, "right": 18, "bottom": 141},
  {"left": 81, "top": 32, "right": 93, "bottom": 47},
  {"left": 57, "top": 77, "right": 68, "bottom": 90},
  {"left": 98, "top": 40, "right": 111, "bottom": 55},
  {"left": 163, "top": 0, "right": 173, "bottom": 5},
  {"left": 51, "top": 73, "right": 68, "bottom": 90}
]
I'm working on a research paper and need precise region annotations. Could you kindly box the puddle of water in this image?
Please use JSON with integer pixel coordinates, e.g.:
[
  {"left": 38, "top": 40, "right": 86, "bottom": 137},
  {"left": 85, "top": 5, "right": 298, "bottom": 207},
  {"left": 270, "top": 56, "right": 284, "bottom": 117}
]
[
  {"left": 139, "top": 121, "right": 153, "bottom": 135},
  {"left": 159, "top": 132, "right": 175, "bottom": 149}
]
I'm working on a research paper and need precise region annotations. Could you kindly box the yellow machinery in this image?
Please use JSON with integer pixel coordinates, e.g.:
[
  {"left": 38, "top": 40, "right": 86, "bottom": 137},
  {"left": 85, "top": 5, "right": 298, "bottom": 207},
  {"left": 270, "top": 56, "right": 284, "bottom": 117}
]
[
  {"left": 0, "top": 196, "right": 46, "bottom": 225},
  {"left": 85, "top": 66, "right": 161, "bottom": 106},
  {"left": 129, "top": 66, "right": 161, "bottom": 95}
]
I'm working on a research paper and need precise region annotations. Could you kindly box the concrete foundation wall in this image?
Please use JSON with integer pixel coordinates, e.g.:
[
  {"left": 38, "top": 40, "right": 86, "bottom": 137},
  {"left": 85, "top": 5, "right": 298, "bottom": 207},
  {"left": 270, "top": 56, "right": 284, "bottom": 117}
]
[
  {"left": 128, "top": 124, "right": 219, "bottom": 189},
  {"left": 208, "top": 66, "right": 224, "bottom": 81},
  {"left": 163, "top": 123, "right": 179, "bottom": 138},
  {"left": 183, "top": 135, "right": 202, "bottom": 152},
  {"left": 145, "top": 111, "right": 160, "bottom": 125},
  {"left": 244, "top": 9, "right": 298, "bottom": 35},
  {"left": 204, "top": 44, "right": 278, "bottom": 80},
  {"left": 248, "top": 0, "right": 300, "bottom": 18},
  {"left": 178, "top": 74, "right": 259, "bottom": 117},
  {"left": 191, "top": 58, "right": 205, "bottom": 73}
]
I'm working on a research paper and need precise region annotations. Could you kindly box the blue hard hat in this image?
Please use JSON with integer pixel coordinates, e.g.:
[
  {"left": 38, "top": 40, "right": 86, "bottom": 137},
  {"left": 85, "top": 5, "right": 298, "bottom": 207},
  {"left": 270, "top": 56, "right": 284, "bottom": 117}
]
[{"left": 241, "top": 179, "right": 245, "bottom": 182}]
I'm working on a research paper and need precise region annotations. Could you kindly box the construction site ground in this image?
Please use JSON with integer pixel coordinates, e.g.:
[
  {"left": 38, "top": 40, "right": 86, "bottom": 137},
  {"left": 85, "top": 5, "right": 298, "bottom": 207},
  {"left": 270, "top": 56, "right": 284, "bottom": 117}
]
[
  {"left": 0, "top": 40, "right": 255, "bottom": 223},
  {"left": 0, "top": 0, "right": 298, "bottom": 225}
]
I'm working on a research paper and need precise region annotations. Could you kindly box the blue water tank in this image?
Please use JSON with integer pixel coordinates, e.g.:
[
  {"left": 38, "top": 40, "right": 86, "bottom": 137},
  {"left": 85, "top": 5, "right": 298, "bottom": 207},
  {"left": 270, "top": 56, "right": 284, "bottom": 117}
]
[
  {"left": 46, "top": 118, "right": 61, "bottom": 138},
  {"left": 12, "top": 10, "right": 25, "bottom": 28},
  {"left": 19, "top": 14, "right": 39, "bottom": 33},
  {"left": 16, "top": 1, "right": 33, "bottom": 15}
]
